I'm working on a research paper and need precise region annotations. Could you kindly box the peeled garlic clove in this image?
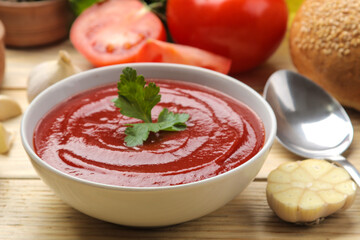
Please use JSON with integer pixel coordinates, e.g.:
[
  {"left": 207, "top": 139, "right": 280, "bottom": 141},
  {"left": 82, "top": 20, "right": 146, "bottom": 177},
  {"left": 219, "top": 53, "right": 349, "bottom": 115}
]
[
  {"left": 27, "top": 50, "right": 82, "bottom": 102},
  {"left": 0, "top": 95, "right": 22, "bottom": 121},
  {"left": 266, "top": 159, "right": 357, "bottom": 224},
  {"left": 0, "top": 122, "right": 14, "bottom": 154}
]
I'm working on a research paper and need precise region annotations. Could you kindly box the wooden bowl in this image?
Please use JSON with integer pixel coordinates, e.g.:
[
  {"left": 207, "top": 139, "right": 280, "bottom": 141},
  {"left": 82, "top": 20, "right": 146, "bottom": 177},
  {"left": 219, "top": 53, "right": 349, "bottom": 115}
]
[{"left": 0, "top": 0, "right": 72, "bottom": 47}]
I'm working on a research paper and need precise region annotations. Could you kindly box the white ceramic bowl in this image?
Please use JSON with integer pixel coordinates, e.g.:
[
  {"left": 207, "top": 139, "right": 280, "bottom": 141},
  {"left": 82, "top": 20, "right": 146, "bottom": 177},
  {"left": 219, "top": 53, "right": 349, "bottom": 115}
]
[{"left": 21, "top": 63, "right": 276, "bottom": 227}]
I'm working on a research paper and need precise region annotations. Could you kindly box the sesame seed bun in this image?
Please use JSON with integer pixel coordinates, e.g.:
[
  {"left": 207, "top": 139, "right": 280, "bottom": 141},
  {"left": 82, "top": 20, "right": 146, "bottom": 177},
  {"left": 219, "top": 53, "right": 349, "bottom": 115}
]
[{"left": 289, "top": 0, "right": 360, "bottom": 111}]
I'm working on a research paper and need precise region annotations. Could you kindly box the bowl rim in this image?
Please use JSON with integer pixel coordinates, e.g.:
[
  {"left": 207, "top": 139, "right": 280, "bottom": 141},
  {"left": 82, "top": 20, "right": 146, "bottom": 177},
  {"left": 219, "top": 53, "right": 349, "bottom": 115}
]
[{"left": 21, "top": 63, "right": 276, "bottom": 192}]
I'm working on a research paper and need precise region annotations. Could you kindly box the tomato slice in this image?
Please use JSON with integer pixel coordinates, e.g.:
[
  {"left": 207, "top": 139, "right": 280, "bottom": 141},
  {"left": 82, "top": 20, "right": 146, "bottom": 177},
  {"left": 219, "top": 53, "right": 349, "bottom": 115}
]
[
  {"left": 70, "top": 0, "right": 167, "bottom": 67},
  {"left": 137, "top": 39, "right": 231, "bottom": 74}
]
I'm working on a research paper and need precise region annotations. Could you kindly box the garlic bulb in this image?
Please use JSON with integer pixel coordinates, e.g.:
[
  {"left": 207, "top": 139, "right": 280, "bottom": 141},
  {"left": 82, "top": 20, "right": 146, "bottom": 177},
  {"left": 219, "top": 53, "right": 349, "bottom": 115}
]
[
  {"left": 27, "top": 50, "right": 81, "bottom": 102},
  {"left": 266, "top": 159, "right": 357, "bottom": 224},
  {"left": 0, "top": 123, "right": 14, "bottom": 154},
  {"left": 0, "top": 95, "right": 22, "bottom": 121}
]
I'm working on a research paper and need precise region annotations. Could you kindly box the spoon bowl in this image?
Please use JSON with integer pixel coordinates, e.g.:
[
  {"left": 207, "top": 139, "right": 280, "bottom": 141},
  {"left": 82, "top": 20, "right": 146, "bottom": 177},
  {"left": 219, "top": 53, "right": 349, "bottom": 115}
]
[{"left": 264, "top": 70, "right": 360, "bottom": 186}]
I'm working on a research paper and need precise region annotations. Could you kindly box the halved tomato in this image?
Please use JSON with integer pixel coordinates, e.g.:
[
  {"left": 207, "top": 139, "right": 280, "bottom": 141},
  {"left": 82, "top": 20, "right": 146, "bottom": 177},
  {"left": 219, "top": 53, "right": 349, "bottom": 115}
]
[
  {"left": 70, "top": 0, "right": 231, "bottom": 74},
  {"left": 70, "top": 0, "right": 167, "bottom": 67},
  {"left": 137, "top": 39, "right": 231, "bottom": 74}
]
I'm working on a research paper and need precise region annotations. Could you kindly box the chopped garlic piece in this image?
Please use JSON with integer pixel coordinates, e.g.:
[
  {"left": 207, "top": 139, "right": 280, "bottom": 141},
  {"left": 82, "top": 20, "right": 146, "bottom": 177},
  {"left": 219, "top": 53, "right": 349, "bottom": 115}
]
[
  {"left": 0, "top": 95, "right": 22, "bottom": 121},
  {"left": 266, "top": 159, "right": 357, "bottom": 223},
  {"left": 0, "top": 123, "right": 14, "bottom": 154}
]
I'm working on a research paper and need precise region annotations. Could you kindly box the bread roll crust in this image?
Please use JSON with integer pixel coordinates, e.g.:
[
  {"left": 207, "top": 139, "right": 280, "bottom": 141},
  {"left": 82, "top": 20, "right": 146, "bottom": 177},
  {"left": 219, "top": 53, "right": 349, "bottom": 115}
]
[{"left": 289, "top": 0, "right": 360, "bottom": 110}]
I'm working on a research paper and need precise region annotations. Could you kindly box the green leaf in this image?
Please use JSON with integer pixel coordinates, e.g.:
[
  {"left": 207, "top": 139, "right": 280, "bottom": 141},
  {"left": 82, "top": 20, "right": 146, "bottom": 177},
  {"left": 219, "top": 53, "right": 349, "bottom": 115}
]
[
  {"left": 124, "top": 124, "right": 151, "bottom": 148},
  {"left": 68, "top": 0, "right": 103, "bottom": 16},
  {"left": 157, "top": 108, "right": 189, "bottom": 131},
  {"left": 113, "top": 67, "right": 190, "bottom": 147},
  {"left": 124, "top": 109, "right": 189, "bottom": 147},
  {"left": 113, "top": 67, "right": 161, "bottom": 123}
]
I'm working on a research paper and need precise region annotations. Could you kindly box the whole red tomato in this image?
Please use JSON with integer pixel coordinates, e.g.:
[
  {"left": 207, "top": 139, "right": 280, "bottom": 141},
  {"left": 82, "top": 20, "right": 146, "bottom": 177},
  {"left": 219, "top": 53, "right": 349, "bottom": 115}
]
[{"left": 166, "top": 0, "right": 288, "bottom": 73}]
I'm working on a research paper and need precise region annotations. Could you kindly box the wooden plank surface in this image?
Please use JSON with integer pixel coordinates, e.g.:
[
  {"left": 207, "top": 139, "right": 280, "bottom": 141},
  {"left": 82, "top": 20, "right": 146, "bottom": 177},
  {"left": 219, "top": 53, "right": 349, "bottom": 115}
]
[
  {"left": 3, "top": 41, "right": 92, "bottom": 90},
  {"left": 1, "top": 38, "right": 360, "bottom": 239},
  {"left": 1, "top": 180, "right": 360, "bottom": 240}
]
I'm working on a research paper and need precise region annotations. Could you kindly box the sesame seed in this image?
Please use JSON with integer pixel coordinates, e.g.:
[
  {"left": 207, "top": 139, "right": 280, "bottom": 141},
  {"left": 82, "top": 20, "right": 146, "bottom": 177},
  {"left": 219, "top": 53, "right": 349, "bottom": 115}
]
[
  {"left": 322, "top": 49, "right": 332, "bottom": 55},
  {"left": 294, "top": 0, "right": 360, "bottom": 57},
  {"left": 351, "top": 38, "right": 358, "bottom": 47}
]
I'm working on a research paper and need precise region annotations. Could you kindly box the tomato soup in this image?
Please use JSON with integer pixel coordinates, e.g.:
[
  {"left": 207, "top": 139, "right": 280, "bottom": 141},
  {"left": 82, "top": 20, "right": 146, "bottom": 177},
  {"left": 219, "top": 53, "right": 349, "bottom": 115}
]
[{"left": 33, "top": 79, "right": 265, "bottom": 187}]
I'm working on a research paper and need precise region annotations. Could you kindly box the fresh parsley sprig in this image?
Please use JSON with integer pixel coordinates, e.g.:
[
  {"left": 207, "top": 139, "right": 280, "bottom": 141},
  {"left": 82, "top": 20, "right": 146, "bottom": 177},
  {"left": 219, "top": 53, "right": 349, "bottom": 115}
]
[{"left": 113, "top": 67, "right": 189, "bottom": 147}]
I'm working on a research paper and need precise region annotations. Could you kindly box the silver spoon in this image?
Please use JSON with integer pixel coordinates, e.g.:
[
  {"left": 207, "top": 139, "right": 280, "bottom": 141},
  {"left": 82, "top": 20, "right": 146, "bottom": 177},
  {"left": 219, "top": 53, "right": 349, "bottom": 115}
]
[{"left": 263, "top": 70, "right": 360, "bottom": 187}]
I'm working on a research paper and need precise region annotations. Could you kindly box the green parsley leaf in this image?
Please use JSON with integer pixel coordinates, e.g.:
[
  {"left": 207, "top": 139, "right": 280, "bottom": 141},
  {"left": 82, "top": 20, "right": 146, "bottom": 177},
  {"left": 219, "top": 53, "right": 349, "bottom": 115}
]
[
  {"left": 113, "top": 68, "right": 190, "bottom": 147},
  {"left": 113, "top": 67, "right": 161, "bottom": 123},
  {"left": 156, "top": 108, "right": 189, "bottom": 131},
  {"left": 68, "top": 0, "right": 103, "bottom": 16}
]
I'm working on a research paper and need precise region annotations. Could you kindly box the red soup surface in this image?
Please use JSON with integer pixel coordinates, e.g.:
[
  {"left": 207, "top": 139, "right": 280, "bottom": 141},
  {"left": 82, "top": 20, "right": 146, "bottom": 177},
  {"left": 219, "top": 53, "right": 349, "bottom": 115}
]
[{"left": 33, "top": 79, "right": 265, "bottom": 187}]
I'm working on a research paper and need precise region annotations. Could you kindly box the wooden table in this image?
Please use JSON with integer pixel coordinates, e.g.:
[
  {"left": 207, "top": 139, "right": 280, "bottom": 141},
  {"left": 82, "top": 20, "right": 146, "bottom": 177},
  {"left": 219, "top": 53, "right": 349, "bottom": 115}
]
[{"left": 1, "top": 39, "right": 360, "bottom": 240}]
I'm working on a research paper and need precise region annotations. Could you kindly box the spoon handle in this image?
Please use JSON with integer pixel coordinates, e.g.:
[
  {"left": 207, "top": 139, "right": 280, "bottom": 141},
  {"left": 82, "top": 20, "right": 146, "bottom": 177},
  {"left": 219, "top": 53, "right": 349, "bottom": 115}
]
[{"left": 327, "top": 156, "right": 360, "bottom": 187}]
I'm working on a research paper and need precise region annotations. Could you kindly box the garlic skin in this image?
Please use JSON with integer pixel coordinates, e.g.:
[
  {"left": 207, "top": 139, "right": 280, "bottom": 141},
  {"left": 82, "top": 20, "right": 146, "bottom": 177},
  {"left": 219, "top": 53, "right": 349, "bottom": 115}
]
[
  {"left": 0, "top": 122, "right": 14, "bottom": 154},
  {"left": 27, "top": 50, "right": 81, "bottom": 102},
  {"left": 0, "top": 95, "right": 22, "bottom": 121},
  {"left": 266, "top": 159, "right": 357, "bottom": 223}
]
